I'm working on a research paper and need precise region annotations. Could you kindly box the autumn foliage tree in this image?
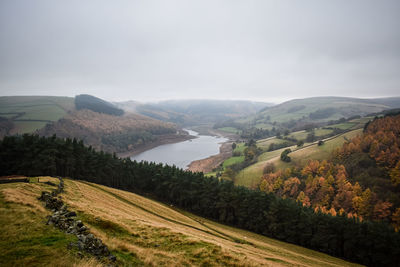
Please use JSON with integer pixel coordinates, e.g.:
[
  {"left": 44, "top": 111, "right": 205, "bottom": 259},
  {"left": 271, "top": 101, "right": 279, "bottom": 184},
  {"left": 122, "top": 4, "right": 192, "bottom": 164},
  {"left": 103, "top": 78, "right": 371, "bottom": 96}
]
[{"left": 260, "top": 114, "right": 400, "bottom": 229}]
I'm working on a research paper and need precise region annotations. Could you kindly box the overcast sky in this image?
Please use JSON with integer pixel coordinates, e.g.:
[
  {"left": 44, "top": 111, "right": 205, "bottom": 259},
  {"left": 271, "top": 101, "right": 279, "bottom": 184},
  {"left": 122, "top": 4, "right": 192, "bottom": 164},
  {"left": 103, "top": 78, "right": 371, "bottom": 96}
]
[{"left": 0, "top": 0, "right": 399, "bottom": 103}]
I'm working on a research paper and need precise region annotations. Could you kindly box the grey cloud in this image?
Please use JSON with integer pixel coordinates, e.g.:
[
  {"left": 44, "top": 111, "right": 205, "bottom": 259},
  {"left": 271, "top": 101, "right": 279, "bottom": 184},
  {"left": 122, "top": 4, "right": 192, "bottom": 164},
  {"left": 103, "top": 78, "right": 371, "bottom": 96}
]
[{"left": 0, "top": 0, "right": 399, "bottom": 102}]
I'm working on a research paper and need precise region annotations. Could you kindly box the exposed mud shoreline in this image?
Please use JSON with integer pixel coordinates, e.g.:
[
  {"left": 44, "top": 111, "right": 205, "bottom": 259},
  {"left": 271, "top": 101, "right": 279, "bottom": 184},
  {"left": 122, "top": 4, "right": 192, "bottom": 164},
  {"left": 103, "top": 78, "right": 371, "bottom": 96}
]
[
  {"left": 187, "top": 141, "right": 233, "bottom": 173},
  {"left": 118, "top": 128, "right": 235, "bottom": 173},
  {"left": 186, "top": 128, "right": 238, "bottom": 173}
]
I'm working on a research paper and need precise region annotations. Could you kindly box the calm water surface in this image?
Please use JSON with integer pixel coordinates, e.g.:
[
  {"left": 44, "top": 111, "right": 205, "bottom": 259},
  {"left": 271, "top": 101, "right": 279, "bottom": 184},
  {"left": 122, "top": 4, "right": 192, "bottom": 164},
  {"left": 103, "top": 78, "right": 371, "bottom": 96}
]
[{"left": 131, "top": 130, "right": 228, "bottom": 169}]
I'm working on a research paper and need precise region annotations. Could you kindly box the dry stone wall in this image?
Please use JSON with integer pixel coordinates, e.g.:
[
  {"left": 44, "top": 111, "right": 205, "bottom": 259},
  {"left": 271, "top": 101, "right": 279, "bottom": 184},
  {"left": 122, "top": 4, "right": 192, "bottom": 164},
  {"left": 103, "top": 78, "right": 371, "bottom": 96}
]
[{"left": 38, "top": 177, "right": 116, "bottom": 263}]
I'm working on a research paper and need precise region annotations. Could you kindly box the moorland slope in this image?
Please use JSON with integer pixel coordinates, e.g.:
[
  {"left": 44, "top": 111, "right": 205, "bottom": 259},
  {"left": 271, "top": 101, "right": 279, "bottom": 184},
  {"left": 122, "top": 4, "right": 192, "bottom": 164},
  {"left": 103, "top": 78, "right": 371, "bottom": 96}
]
[{"left": 0, "top": 176, "right": 361, "bottom": 266}]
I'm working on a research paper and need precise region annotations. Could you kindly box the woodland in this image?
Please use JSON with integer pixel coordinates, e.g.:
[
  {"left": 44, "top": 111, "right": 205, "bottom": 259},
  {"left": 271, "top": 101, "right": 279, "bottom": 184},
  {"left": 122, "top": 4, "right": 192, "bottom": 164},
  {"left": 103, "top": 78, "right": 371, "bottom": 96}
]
[{"left": 259, "top": 114, "right": 400, "bottom": 231}]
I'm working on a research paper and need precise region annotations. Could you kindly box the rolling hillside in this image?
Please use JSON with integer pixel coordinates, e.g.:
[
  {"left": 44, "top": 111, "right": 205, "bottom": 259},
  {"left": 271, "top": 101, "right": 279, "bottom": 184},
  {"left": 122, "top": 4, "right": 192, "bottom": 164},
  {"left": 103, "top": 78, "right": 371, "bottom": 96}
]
[
  {"left": 0, "top": 95, "right": 187, "bottom": 155},
  {"left": 37, "top": 109, "right": 183, "bottom": 154},
  {"left": 0, "top": 176, "right": 361, "bottom": 266},
  {"left": 235, "top": 96, "right": 400, "bottom": 129},
  {"left": 116, "top": 99, "right": 272, "bottom": 126},
  {"left": 0, "top": 96, "right": 75, "bottom": 136},
  {"left": 214, "top": 117, "right": 370, "bottom": 189},
  {"left": 234, "top": 128, "right": 363, "bottom": 189}
]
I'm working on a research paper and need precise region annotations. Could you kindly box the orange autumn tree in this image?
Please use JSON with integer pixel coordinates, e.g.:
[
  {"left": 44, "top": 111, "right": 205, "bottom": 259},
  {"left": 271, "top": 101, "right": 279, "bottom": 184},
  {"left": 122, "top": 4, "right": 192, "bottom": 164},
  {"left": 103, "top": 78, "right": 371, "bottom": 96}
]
[
  {"left": 260, "top": 113, "right": 400, "bottom": 228},
  {"left": 335, "top": 114, "right": 400, "bottom": 185}
]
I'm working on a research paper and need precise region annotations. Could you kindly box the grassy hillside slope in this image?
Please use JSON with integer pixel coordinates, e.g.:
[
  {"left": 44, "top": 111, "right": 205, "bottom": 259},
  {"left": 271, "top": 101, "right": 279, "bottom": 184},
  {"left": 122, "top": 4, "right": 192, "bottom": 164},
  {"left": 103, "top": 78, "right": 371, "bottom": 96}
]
[
  {"left": 0, "top": 96, "right": 74, "bottom": 136},
  {"left": 0, "top": 177, "right": 360, "bottom": 266},
  {"left": 0, "top": 96, "right": 186, "bottom": 155},
  {"left": 117, "top": 99, "right": 272, "bottom": 126},
  {"left": 238, "top": 96, "right": 400, "bottom": 127},
  {"left": 235, "top": 128, "right": 363, "bottom": 189},
  {"left": 37, "top": 109, "right": 182, "bottom": 154}
]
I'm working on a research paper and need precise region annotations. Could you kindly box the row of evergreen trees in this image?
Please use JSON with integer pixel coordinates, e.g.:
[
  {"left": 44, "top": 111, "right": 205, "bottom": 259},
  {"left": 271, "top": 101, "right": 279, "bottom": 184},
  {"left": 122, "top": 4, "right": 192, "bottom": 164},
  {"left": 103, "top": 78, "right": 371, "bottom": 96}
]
[{"left": 1, "top": 134, "right": 399, "bottom": 266}]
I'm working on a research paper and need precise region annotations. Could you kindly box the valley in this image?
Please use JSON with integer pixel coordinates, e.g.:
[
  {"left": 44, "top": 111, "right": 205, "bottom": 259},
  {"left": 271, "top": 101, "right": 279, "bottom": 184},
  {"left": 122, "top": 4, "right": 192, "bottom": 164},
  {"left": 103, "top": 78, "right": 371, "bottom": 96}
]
[
  {"left": 2, "top": 2, "right": 400, "bottom": 266},
  {"left": 1, "top": 95, "right": 400, "bottom": 266}
]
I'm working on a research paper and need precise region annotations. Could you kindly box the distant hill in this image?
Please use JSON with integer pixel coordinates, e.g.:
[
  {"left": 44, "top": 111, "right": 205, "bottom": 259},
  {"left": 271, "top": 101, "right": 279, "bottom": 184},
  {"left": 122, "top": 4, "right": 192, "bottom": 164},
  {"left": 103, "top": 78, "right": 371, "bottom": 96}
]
[
  {"left": 0, "top": 95, "right": 186, "bottom": 154},
  {"left": 116, "top": 99, "right": 272, "bottom": 125},
  {"left": 75, "top": 94, "right": 124, "bottom": 116},
  {"left": 0, "top": 96, "right": 75, "bottom": 137},
  {"left": 234, "top": 96, "right": 400, "bottom": 131},
  {"left": 255, "top": 96, "right": 400, "bottom": 123},
  {"left": 37, "top": 109, "right": 182, "bottom": 154}
]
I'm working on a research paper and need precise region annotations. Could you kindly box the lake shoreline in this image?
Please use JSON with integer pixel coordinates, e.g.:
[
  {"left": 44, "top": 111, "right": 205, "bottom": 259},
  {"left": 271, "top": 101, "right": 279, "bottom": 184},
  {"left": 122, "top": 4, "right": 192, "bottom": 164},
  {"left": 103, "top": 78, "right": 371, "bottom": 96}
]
[
  {"left": 117, "top": 132, "right": 196, "bottom": 158},
  {"left": 187, "top": 129, "right": 237, "bottom": 173},
  {"left": 187, "top": 140, "right": 233, "bottom": 173},
  {"left": 119, "top": 127, "right": 235, "bottom": 173}
]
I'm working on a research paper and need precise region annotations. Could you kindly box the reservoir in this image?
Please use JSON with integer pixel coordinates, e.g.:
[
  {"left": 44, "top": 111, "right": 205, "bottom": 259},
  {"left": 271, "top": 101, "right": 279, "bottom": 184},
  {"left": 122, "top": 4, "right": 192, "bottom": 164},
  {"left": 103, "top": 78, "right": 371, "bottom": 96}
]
[{"left": 131, "top": 130, "right": 228, "bottom": 169}]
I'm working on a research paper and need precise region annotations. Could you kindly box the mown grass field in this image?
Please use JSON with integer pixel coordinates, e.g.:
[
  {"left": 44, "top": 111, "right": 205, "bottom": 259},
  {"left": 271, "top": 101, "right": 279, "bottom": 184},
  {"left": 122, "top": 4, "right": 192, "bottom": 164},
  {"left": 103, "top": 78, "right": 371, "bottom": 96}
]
[
  {"left": 287, "top": 128, "right": 334, "bottom": 141},
  {"left": 216, "top": 127, "right": 240, "bottom": 134},
  {"left": 0, "top": 177, "right": 361, "bottom": 266},
  {"left": 0, "top": 96, "right": 75, "bottom": 134},
  {"left": 233, "top": 142, "right": 246, "bottom": 153},
  {"left": 223, "top": 156, "right": 244, "bottom": 168},
  {"left": 256, "top": 137, "right": 287, "bottom": 150}
]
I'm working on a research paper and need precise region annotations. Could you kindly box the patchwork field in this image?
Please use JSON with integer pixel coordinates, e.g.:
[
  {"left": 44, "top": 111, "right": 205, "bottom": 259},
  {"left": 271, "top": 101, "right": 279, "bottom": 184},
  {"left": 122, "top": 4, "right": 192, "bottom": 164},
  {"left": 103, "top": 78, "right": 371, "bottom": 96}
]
[
  {"left": 0, "top": 177, "right": 361, "bottom": 266},
  {"left": 235, "top": 128, "right": 363, "bottom": 189},
  {"left": 239, "top": 97, "right": 392, "bottom": 125},
  {"left": 0, "top": 96, "right": 75, "bottom": 134}
]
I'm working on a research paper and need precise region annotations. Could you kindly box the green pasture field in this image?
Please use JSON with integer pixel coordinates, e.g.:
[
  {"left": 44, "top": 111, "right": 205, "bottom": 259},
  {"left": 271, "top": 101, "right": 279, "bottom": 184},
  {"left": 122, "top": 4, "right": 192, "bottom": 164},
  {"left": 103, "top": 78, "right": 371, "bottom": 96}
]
[
  {"left": 223, "top": 156, "right": 245, "bottom": 168},
  {"left": 233, "top": 142, "right": 246, "bottom": 154},
  {"left": 217, "top": 127, "right": 240, "bottom": 134},
  {"left": 235, "top": 128, "right": 363, "bottom": 189},
  {"left": 13, "top": 121, "right": 48, "bottom": 134},
  {"left": 256, "top": 137, "right": 286, "bottom": 150},
  {"left": 0, "top": 96, "right": 74, "bottom": 134}
]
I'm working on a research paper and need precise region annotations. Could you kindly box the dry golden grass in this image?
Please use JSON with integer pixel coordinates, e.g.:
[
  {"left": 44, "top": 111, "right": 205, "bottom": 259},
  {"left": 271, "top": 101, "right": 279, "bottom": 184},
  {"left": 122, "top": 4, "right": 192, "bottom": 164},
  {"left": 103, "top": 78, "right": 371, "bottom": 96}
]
[
  {"left": 0, "top": 176, "right": 362, "bottom": 266},
  {"left": 0, "top": 177, "right": 104, "bottom": 267},
  {"left": 61, "top": 178, "right": 361, "bottom": 267},
  {"left": 73, "top": 258, "right": 104, "bottom": 267},
  {"left": 2, "top": 184, "right": 47, "bottom": 213}
]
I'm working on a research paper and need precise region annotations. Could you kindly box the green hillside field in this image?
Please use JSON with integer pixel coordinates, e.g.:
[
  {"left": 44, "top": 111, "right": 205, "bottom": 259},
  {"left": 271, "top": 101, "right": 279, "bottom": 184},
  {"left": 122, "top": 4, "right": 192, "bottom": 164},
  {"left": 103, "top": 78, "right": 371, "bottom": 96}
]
[
  {"left": 236, "top": 96, "right": 398, "bottom": 128},
  {"left": 0, "top": 96, "right": 74, "bottom": 134},
  {"left": 235, "top": 128, "right": 363, "bottom": 189}
]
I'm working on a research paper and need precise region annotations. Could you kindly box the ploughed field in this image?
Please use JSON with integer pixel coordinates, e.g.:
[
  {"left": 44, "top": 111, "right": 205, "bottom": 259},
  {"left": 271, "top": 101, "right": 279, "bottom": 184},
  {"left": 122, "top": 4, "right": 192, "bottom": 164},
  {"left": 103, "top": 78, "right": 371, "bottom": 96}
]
[{"left": 0, "top": 177, "right": 361, "bottom": 266}]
